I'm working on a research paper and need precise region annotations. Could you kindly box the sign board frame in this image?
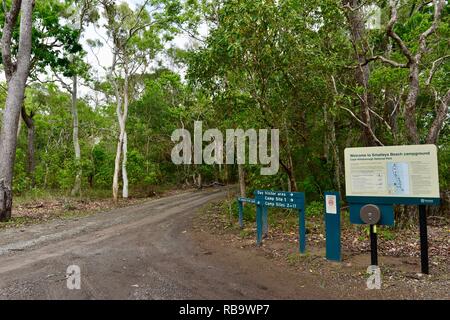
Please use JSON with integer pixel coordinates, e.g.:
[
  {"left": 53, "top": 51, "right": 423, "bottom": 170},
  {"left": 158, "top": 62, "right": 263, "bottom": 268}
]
[
  {"left": 344, "top": 144, "right": 440, "bottom": 201},
  {"left": 344, "top": 144, "right": 441, "bottom": 274}
]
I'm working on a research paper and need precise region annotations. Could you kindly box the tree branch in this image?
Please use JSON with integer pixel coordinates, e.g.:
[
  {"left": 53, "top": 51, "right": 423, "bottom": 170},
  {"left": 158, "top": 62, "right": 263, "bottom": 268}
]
[
  {"left": 426, "top": 54, "right": 449, "bottom": 86},
  {"left": 339, "top": 106, "right": 384, "bottom": 146},
  {"left": 418, "top": 0, "right": 445, "bottom": 55},
  {"left": 1, "top": 0, "right": 22, "bottom": 81},
  {"left": 387, "top": 0, "right": 413, "bottom": 63},
  {"left": 426, "top": 88, "right": 450, "bottom": 144}
]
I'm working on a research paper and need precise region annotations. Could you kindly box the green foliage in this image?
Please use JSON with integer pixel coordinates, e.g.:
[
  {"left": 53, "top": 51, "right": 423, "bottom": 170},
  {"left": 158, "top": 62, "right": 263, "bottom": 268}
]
[
  {"left": 306, "top": 201, "right": 324, "bottom": 217},
  {"left": 1, "top": 0, "right": 448, "bottom": 224}
]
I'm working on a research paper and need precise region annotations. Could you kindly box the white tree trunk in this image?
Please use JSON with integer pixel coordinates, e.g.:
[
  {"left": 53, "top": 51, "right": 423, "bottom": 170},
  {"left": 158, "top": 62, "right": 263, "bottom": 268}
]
[
  {"left": 121, "top": 68, "right": 129, "bottom": 199},
  {"left": 112, "top": 130, "right": 123, "bottom": 202},
  {"left": 0, "top": 0, "right": 34, "bottom": 221},
  {"left": 71, "top": 75, "right": 82, "bottom": 196},
  {"left": 122, "top": 131, "right": 128, "bottom": 198}
]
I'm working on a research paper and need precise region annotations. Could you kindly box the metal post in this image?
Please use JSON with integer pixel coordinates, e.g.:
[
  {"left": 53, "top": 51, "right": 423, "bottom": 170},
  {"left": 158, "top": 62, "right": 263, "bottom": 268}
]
[
  {"left": 238, "top": 200, "right": 243, "bottom": 228},
  {"left": 418, "top": 205, "right": 429, "bottom": 274},
  {"left": 325, "top": 192, "right": 341, "bottom": 261},
  {"left": 299, "top": 207, "right": 306, "bottom": 254},
  {"left": 370, "top": 224, "right": 378, "bottom": 266},
  {"left": 256, "top": 204, "right": 263, "bottom": 246},
  {"left": 262, "top": 206, "right": 268, "bottom": 238}
]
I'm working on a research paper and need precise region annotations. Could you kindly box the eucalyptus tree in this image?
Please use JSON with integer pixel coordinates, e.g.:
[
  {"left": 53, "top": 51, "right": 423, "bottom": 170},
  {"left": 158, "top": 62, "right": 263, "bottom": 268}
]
[
  {"left": 341, "top": 0, "right": 448, "bottom": 146},
  {"left": 101, "top": 0, "right": 176, "bottom": 201},
  {"left": 383, "top": 0, "right": 448, "bottom": 145},
  {"left": 0, "top": 0, "right": 85, "bottom": 220},
  {"left": 53, "top": 0, "right": 98, "bottom": 196},
  {"left": 0, "top": 0, "right": 34, "bottom": 221},
  {"left": 187, "top": 0, "right": 346, "bottom": 193}
]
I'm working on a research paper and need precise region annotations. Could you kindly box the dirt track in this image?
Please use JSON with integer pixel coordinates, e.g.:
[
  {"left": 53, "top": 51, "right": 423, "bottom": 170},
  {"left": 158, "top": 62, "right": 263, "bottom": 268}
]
[{"left": 0, "top": 187, "right": 337, "bottom": 300}]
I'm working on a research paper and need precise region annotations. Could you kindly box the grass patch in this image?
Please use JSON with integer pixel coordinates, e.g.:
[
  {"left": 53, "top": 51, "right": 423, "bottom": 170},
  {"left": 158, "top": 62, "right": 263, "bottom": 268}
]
[
  {"left": 287, "top": 252, "right": 309, "bottom": 266},
  {"left": 0, "top": 216, "right": 36, "bottom": 229}
]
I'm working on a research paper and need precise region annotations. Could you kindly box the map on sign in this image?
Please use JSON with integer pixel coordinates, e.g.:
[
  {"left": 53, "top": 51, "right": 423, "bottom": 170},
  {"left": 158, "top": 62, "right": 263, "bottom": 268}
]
[
  {"left": 387, "top": 162, "right": 409, "bottom": 195},
  {"left": 344, "top": 144, "right": 440, "bottom": 198}
]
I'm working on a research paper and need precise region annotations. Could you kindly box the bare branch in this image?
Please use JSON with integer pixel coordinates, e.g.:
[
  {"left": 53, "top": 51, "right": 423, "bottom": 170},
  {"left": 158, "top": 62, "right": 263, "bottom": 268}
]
[
  {"left": 367, "top": 55, "right": 408, "bottom": 68},
  {"left": 418, "top": 0, "right": 445, "bottom": 55},
  {"left": 369, "top": 107, "right": 392, "bottom": 130},
  {"left": 53, "top": 72, "right": 73, "bottom": 93},
  {"left": 426, "top": 88, "right": 450, "bottom": 144},
  {"left": 341, "top": 0, "right": 368, "bottom": 12},
  {"left": 426, "top": 54, "right": 449, "bottom": 86},
  {"left": 340, "top": 106, "right": 369, "bottom": 128},
  {"left": 339, "top": 106, "right": 384, "bottom": 146},
  {"left": 331, "top": 76, "right": 338, "bottom": 95}
]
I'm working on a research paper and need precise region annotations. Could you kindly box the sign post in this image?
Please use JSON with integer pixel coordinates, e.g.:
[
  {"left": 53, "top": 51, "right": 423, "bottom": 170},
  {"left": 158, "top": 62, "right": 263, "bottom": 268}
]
[
  {"left": 256, "top": 202, "right": 263, "bottom": 245},
  {"left": 418, "top": 205, "right": 429, "bottom": 274},
  {"left": 237, "top": 199, "right": 243, "bottom": 228},
  {"left": 262, "top": 206, "right": 268, "bottom": 238},
  {"left": 237, "top": 197, "right": 256, "bottom": 229},
  {"left": 369, "top": 225, "right": 378, "bottom": 266},
  {"left": 324, "top": 192, "right": 341, "bottom": 261},
  {"left": 344, "top": 144, "right": 440, "bottom": 274},
  {"left": 254, "top": 190, "right": 306, "bottom": 253}
]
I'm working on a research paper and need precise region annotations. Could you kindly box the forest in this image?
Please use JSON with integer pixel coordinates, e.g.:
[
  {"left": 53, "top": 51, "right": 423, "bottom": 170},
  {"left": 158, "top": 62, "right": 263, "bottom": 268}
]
[{"left": 0, "top": 0, "right": 448, "bottom": 226}]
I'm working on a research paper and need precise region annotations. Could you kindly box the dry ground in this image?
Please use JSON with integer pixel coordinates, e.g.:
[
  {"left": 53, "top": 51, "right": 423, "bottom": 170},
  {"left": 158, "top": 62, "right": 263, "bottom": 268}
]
[{"left": 193, "top": 196, "right": 449, "bottom": 299}]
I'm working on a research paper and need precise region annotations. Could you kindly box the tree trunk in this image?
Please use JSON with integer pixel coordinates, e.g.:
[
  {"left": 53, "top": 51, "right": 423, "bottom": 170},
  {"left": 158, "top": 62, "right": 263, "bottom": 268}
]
[
  {"left": 122, "top": 131, "right": 128, "bottom": 198},
  {"left": 238, "top": 164, "right": 246, "bottom": 198},
  {"left": 0, "top": 0, "right": 34, "bottom": 221},
  {"left": 404, "top": 62, "right": 421, "bottom": 144},
  {"left": 283, "top": 118, "right": 297, "bottom": 191},
  {"left": 287, "top": 176, "right": 292, "bottom": 192},
  {"left": 112, "top": 131, "right": 123, "bottom": 203},
  {"left": 16, "top": 116, "right": 21, "bottom": 139},
  {"left": 343, "top": 0, "right": 380, "bottom": 147},
  {"left": 121, "top": 68, "right": 129, "bottom": 199},
  {"left": 287, "top": 153, "right": 298, "bottom": 192},
  {"left": 197, "top": 172, "right": 202, "bottom": 189},
  {"left": 21, "top": 105, "right": 35, "bottom": 185},
  {"left": 71, "top": 75, "right": 82, "bottom": 196},
  {"left": 330, "top": 118, "right": 342, "bottom": 198},
  {"left": 426, "top": 89, "right": 450, "bottom": 144}
]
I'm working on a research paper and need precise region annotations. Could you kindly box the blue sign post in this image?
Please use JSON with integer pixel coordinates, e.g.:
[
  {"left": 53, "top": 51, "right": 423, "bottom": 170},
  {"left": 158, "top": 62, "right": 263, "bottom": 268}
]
[
  {"left": 324, "top": 192, "right": 341, "bottom": 262},
  {"left": 254, "top": 190, "right": 306, "bottom": 253},
  {"left": 237, "top": 197, "right": 256, "bottom": 228}
]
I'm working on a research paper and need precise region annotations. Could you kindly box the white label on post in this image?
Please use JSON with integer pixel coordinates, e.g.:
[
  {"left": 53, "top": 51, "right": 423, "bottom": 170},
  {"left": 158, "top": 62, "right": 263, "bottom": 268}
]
[{"left": 326, "top": 195, "right": 337, "bottom": 214}]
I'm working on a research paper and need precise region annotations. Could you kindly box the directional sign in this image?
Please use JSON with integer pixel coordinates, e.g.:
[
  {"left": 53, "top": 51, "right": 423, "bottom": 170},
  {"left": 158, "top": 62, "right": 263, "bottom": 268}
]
[
  {"left": 238, "top": 197, "right": 256, "bottom": 204},
  {"left": 237, "top": 197, "right": 257, "bottom": 228},
  {"left": 255, "top": 190, "right": 304, "bottom": 209},
  {"left": 255, "top": 190, "right": 304, "bottom": 198},
  {"left": 254, "top": 190, "right": 306, "bottom": 253}
]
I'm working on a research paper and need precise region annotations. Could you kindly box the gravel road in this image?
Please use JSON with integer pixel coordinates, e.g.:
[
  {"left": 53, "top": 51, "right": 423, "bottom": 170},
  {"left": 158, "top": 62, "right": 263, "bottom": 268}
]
[{"left": 0, "top": 187, "right": 332, "bottom": 300}]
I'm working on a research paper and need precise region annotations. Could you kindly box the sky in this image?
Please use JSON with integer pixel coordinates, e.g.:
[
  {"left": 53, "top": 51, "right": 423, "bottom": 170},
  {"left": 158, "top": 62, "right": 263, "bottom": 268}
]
[
  {"left": 77, "top": 0, "right": 203, "bottom": 99},
  {"left": 0, "top": 1, "right": 203, "bottom": 103}
]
